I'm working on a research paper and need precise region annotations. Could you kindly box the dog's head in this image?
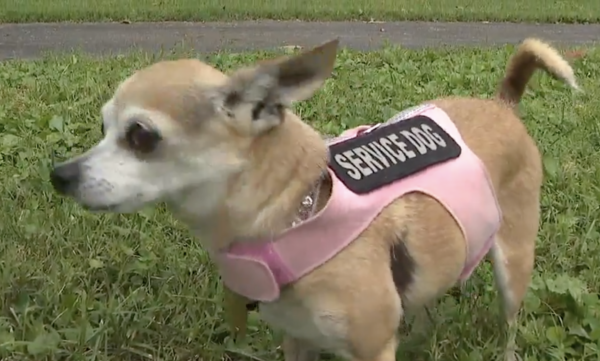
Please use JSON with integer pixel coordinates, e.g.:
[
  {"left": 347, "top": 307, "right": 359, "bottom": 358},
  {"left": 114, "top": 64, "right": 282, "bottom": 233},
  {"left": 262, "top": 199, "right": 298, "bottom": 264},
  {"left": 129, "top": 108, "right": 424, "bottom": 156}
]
[{"left": 50, "top": 39, "right": 339, "bottom": 215}]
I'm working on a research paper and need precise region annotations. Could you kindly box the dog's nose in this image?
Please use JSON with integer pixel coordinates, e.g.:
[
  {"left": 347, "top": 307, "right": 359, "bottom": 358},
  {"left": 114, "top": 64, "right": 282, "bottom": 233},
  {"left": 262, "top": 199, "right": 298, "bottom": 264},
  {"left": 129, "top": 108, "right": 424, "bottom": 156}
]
[{"left": 50, "top": 162, "right": 81, "bottom": 195}]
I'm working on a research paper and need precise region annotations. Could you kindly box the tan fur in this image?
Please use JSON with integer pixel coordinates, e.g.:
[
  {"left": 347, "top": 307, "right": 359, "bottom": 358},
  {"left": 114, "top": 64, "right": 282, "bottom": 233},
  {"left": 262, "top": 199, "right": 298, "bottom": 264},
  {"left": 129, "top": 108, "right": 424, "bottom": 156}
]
[
  {"left": 51, "top": 38, "right": 579, "bottom": 361},
  {"left": 498, "top": 38, "right": 579, "bottom": 106}
]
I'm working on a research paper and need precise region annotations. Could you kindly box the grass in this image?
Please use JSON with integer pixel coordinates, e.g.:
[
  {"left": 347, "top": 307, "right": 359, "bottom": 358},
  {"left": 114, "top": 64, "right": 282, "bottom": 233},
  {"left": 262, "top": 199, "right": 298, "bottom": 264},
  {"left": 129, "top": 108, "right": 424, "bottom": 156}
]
[
  {"left": 1, "top": 0, "right": 600, "bottom": 24},
  {"left": 1, "top": 44, "right": 600, "bottom": 361}
]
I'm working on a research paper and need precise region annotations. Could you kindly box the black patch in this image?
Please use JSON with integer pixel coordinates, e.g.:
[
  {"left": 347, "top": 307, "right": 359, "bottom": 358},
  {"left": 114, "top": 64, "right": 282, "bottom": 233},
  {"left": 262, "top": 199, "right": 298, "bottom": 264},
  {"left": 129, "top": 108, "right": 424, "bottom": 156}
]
[
  {"left": 251, "top": 101, "right": 266, "bottom": 120},
  {"left": 251, "top": 100, "right": 285, "bottom": 122},
  {"left": 224, "top": 91, "right": 242, "bottom": 109},
  {"left": 390, "top": 233, "right": 415, "bottom": 296},
  {"left": 246, "top": 301, "right": 259, "bottom": 311},
  {"left": 328, "top": 115, "right": 461, "bottom": 194}
]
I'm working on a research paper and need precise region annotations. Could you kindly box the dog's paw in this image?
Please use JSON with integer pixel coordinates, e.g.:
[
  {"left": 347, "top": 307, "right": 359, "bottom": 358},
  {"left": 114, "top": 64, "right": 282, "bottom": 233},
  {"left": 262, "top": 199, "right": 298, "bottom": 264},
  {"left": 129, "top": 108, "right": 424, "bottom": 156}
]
[{"left": 504, "top": 349, "right": 522, "bottom": 361}]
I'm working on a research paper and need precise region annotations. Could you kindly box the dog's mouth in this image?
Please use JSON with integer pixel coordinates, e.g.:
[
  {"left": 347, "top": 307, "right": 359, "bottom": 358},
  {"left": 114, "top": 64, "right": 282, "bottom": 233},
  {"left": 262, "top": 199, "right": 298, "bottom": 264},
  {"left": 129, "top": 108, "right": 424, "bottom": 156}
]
[
  {"left": 78, "top": 194, "right": 155, "bottom": 214},
  {"left": 81, "top": 202, "right": 121, "bottom": 212},
  {"left": 76, "top": 197, "right": 135, "bottom": 213}
]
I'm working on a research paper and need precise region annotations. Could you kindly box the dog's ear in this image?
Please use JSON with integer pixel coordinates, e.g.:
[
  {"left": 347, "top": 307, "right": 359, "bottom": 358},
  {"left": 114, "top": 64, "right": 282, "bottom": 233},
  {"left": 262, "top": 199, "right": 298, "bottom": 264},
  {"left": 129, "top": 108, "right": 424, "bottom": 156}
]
[
  {"left": 208, "top": 39, "right": 339, "bottom": 135},
  {"left": 259, "top": 38, "right": 340, "bottom": 104}
]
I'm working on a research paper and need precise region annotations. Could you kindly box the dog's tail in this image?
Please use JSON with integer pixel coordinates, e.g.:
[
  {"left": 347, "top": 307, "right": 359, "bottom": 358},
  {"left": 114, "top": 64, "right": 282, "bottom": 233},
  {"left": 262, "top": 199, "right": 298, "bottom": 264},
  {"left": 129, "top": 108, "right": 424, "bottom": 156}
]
[{"left": 497, "top": 38, "right": 580, "bottom": 107}]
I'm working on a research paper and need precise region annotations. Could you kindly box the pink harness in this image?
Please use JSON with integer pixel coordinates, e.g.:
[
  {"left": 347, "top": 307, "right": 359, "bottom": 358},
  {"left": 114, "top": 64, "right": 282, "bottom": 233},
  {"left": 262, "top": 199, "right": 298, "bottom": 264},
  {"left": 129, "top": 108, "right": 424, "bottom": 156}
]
[{"left": 215, "top": 104, "right": 502, "bottom": 302}]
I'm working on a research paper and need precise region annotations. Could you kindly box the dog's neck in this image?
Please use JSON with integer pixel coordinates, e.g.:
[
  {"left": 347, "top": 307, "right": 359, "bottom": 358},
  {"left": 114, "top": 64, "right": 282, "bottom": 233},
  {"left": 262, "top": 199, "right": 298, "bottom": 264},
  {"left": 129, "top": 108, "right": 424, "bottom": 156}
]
[{"left": 177, "top": 112, "right": 332, "bottom": 251}]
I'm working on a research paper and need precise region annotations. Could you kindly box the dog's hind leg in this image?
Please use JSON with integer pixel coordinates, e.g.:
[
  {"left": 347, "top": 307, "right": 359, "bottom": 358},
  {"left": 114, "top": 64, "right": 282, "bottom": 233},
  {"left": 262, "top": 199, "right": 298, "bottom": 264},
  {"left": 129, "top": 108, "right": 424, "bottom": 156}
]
[
  {"left": 282, "top": 337, "right": 320, "bottom": 361},
  {"left": 352, "top": 335, "right": 398, "bottom": 361},
  {"left": 491, "top": 187, "right": 539, "bottom": 361}
]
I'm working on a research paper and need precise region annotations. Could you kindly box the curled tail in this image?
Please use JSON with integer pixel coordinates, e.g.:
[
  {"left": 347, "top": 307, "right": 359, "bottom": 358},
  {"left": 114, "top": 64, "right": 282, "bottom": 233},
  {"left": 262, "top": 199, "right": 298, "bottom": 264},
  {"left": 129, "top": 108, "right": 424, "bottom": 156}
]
[{"left": 497, "top": 38, "right": 580, "bottom": 106}]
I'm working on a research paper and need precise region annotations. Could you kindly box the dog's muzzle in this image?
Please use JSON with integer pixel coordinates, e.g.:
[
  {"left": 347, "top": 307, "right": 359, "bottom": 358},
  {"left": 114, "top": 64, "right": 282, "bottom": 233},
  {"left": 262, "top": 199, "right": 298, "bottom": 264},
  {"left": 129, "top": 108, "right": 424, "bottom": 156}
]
[{"left": 50, "top": 162, "right": 81, "bottom": 195}]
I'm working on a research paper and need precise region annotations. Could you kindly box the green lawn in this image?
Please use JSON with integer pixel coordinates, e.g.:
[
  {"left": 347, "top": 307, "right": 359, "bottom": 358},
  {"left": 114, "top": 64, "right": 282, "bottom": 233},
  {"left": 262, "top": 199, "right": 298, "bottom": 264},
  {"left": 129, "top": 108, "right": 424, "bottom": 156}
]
[
  {"left": 0, "top": 0, "right": 599, "bottom": 23},
  {"left": 1, "top": 45, "right": 599, "bottom": 360}
]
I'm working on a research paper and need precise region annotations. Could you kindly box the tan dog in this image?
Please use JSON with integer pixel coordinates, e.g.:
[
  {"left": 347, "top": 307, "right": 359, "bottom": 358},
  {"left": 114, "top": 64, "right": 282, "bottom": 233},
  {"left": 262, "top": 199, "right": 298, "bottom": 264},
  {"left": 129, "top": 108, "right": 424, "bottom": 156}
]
[{"left": 50, "top": 38, "right": 579, "bottom": 361}]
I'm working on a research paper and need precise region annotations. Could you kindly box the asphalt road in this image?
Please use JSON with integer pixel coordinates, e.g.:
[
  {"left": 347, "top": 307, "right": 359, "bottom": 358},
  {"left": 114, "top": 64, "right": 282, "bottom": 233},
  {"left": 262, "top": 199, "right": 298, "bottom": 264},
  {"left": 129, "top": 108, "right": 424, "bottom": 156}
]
[{"left": 1, "top": 21, "right": 599, "bottom": 60}]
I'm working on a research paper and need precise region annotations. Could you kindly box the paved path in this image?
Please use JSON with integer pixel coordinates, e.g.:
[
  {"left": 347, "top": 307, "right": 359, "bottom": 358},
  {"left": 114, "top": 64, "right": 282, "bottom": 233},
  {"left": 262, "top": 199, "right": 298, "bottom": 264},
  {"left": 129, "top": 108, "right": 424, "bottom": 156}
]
[{"left": 1, "top": 21, "right": 599, "bottom": 60}]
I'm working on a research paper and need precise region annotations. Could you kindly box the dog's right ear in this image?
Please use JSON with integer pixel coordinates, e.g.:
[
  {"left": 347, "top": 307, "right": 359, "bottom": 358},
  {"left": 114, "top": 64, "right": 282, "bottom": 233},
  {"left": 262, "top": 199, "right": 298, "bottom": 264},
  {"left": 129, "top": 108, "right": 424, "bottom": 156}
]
[{"left": 207, "top": 39, "right": 340, "bottom": 135}]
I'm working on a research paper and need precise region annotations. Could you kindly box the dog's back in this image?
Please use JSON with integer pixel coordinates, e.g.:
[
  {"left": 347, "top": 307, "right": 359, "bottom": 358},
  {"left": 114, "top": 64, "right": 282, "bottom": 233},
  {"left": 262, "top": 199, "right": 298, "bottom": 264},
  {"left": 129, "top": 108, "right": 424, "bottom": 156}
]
[{"left": 435, "top": 38, "right": 579, "bottom": 190}]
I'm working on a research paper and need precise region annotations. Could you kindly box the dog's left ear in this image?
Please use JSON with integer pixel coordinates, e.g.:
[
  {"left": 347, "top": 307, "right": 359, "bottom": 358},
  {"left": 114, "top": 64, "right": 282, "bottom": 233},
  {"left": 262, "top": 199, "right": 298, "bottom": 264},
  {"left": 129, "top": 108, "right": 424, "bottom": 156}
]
[
  {"left": 208, "top": 39, "right": 339, "bottom": 134},
  {"left": 260, "top": 38, "right": 340, "bottom": 104}
]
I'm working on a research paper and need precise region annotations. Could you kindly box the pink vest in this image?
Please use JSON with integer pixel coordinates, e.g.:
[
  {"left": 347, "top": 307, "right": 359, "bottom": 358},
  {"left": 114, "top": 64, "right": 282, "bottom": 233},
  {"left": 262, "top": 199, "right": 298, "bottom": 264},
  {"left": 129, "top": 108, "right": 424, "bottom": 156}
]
[{"left": 215, "top": 104, "right": 502, "bottom": 302}]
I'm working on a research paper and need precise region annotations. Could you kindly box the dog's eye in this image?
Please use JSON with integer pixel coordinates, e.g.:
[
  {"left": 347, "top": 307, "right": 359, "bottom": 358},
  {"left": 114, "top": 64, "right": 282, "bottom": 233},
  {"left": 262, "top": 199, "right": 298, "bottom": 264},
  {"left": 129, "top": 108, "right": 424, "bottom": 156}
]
[{"left": 125, "top": 121, "right": 161, "bottom": 153}]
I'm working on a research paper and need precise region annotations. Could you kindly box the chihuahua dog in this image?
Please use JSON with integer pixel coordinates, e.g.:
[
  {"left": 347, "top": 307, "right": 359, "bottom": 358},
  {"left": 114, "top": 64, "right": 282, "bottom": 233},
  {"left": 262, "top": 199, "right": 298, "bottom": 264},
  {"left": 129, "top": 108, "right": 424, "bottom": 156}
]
[{"left": 51, "top": 38, "right": 578, "bottom": 361}]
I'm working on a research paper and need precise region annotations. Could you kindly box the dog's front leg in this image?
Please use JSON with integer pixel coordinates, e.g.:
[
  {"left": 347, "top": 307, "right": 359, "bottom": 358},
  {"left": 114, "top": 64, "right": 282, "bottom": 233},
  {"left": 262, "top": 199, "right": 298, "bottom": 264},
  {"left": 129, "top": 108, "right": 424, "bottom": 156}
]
[{"left": 282, "top": 336, "right": 320, "bottom": 361}]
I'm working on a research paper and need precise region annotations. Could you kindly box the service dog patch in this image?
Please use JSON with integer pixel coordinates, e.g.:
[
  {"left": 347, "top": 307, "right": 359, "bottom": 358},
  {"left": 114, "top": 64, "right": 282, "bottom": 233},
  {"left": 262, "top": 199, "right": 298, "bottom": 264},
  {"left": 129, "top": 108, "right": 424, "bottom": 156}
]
[{"left": 329, "top": 115, "right": 462, "bottom": 194}]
